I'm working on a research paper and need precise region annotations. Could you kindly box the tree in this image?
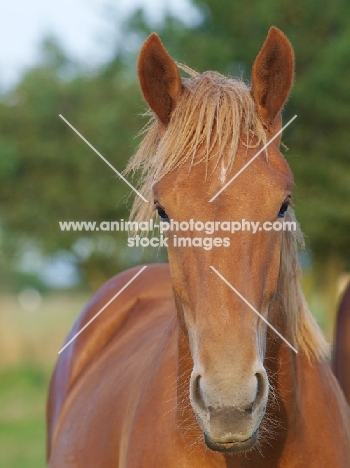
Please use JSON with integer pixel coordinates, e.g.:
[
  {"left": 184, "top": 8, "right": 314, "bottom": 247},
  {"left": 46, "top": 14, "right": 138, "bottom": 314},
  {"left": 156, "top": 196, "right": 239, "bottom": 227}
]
[{"left": 0, "top": 37, "right": 161, "bottom": 289}]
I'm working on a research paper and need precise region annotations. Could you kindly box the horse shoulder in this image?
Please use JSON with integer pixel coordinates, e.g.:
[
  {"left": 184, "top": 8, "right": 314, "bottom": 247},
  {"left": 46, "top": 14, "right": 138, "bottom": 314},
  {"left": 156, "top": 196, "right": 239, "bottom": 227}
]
[{"left": 47, "top": 263, "right": 174, "bottom": 460}]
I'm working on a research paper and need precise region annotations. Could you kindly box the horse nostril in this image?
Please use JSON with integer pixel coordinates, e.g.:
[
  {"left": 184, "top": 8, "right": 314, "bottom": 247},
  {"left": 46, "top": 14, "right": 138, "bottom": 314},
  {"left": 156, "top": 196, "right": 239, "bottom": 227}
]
[
  {"left": 254, "top": 371, "right": 267, "bottom": 409},
  {"left": 191, "top": 375, "right": 206, "bottom": 412}
]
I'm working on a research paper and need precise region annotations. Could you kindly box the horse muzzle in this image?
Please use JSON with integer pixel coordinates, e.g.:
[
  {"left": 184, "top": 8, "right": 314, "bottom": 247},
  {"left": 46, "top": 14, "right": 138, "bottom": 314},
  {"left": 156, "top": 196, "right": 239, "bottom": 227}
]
[{"left": 190, "top": 370, "right": 268, "bottom": 452}]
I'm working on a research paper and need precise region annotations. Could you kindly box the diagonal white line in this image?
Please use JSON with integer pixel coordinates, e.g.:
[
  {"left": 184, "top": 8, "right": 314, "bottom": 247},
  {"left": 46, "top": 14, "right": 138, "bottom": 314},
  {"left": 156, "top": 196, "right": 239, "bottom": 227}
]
[
  {"left": 209, "top": 115, "right": 297, "bottom": 202},
  {"left": 210, "top": 266, "right": 298, "bottom": 354},
  {"left": 59, "top": 114, "right": 148, "bottom": 202},
  {"left": 58, "top": 266, "right": 148, "bottom": 354}
]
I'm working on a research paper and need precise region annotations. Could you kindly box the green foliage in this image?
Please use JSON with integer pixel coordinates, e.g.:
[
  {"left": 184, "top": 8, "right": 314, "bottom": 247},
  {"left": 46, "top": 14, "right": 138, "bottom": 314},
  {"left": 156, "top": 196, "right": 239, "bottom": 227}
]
[
  {"left": 0, "top": 52, "right": 140, "bottom": 245},
  {"left": 0, "top": 38, "right": 155, "bottom": 287}
]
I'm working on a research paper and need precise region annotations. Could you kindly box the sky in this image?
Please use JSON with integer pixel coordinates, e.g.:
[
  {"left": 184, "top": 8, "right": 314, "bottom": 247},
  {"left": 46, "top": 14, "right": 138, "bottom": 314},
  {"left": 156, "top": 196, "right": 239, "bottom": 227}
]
[{"left": 0, "top": 0, "right": 199, "bottom": 90}]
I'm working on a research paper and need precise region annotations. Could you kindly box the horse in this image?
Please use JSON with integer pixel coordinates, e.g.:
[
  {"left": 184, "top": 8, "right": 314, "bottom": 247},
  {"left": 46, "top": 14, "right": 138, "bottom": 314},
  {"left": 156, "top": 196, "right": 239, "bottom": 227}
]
[
  {"left": 333, "top": 282, "right": 350, "bottom": 405},
  {"left": 47, "top": 27, "right": 350, "bottom": 467}
]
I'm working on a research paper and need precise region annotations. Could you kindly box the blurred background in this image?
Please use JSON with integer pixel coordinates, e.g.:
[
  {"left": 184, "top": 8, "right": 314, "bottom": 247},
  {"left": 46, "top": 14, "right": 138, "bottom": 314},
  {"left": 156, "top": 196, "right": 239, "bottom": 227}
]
[{"left": 0, "top": 0, "right": 349, "bottom": 466}]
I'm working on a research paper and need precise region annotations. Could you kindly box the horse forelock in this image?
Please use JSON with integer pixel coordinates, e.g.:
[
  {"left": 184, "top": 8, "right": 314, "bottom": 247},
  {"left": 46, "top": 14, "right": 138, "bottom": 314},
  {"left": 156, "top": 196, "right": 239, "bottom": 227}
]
[{"left": 125, "top": 68, "right": 266, "bottom": 222}]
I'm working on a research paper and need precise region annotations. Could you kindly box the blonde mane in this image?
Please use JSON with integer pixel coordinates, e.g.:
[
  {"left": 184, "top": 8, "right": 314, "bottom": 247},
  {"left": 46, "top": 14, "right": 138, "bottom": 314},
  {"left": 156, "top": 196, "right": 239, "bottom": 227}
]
[
  {"left": 125, "top": 68, "right": 329, "bottom": 362},
  {"left": 273, "top": 210, "right": 330, "bottom": 361}
]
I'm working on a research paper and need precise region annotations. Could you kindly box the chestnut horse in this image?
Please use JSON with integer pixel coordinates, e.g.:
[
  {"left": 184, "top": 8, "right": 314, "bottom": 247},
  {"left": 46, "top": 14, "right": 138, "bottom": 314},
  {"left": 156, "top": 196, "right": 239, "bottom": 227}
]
[
  {"left": 47, "top": 28, "right": 350, "bottom": 467},
  {"left": 334, "top": 283, "right": 350, "bottom": 405}
]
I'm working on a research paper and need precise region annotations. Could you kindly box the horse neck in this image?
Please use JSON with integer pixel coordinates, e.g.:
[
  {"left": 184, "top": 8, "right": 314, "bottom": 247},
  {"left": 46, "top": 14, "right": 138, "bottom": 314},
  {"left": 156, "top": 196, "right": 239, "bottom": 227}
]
[
  {"left": 263, "top": 299, "right": 312, "bottom": 440},
  {"left": 264, "top": 335, "right": 300, "bottom": 426},
  {"left": 265, "top": 326, "right": 350, "bottom": 458}
]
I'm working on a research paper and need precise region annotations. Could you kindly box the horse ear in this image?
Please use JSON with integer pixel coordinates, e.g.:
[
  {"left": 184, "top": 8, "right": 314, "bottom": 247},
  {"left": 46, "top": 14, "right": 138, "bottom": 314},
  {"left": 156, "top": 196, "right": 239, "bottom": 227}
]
[
  {"left": 138, "top": 33, "right": 183, "bottom": 126},
  {"left": 251, "top": 27, "right": 294, "bottom": 128}
]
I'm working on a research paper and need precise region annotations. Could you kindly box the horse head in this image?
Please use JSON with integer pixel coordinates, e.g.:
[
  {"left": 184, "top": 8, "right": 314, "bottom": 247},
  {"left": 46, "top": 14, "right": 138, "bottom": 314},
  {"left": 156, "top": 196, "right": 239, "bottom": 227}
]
[{"left": 136, "top": 27, "right": 294, "bottom": 453}]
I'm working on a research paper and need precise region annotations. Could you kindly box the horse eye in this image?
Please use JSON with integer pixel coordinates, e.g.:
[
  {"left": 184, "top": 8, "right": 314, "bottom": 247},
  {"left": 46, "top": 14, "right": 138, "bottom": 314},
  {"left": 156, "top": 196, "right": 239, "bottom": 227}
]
[
  {"left": 277, "top": 201, "right": 289, "bottom": 218},
  {"left": 157, "top": 207, "right": 170, "bottom": 222}
]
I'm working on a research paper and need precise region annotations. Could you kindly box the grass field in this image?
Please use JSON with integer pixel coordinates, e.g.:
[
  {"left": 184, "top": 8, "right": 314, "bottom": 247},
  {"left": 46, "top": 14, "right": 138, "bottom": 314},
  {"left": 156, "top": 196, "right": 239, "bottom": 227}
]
[
  {"left": 0, "top": 294, "right": 88, "bottom": 468},
  {"left": 0, "top": 365, "right": 49, "bottom": 468}
]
